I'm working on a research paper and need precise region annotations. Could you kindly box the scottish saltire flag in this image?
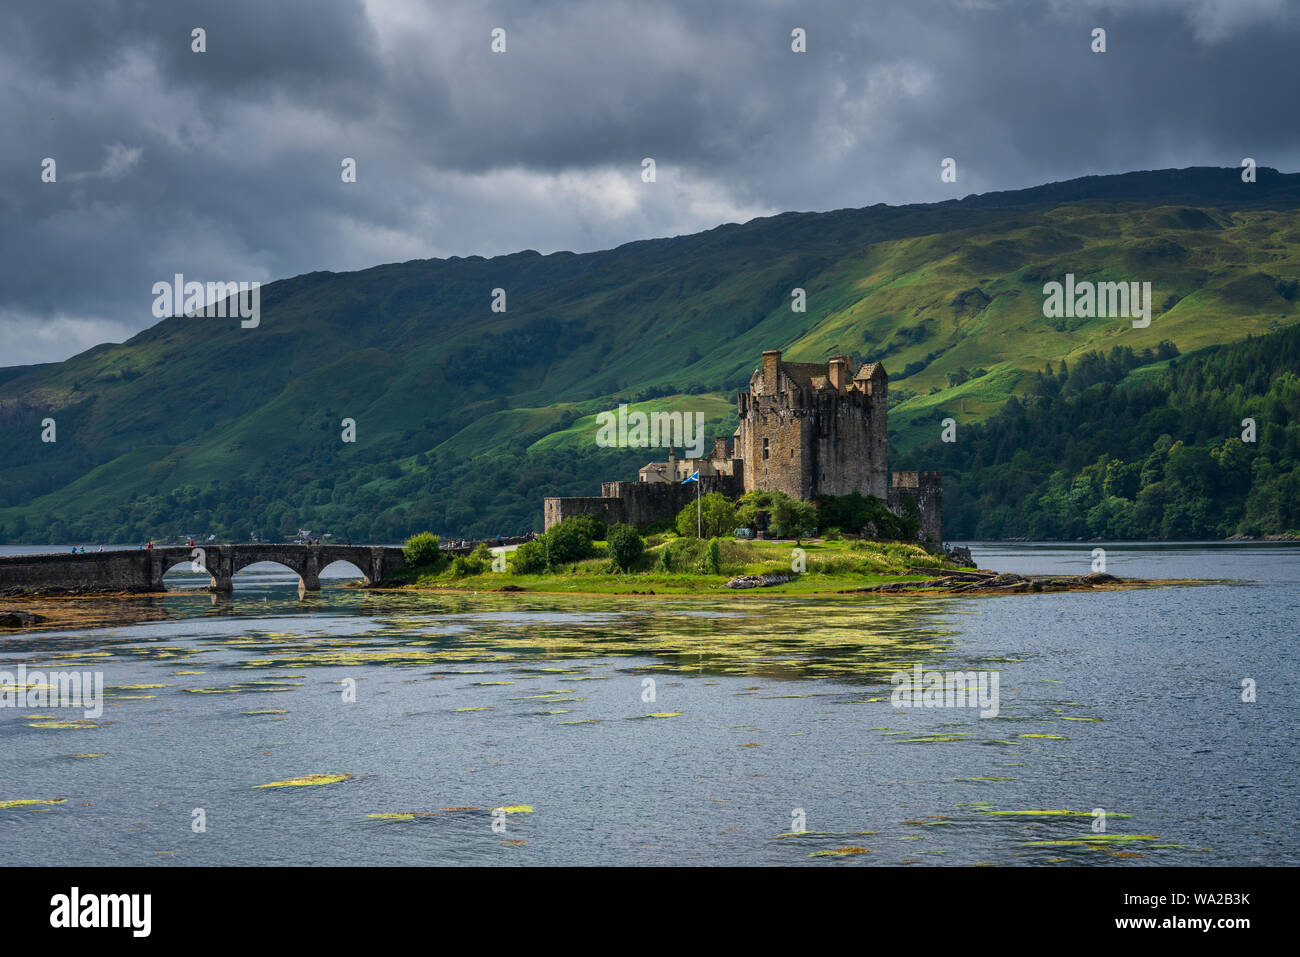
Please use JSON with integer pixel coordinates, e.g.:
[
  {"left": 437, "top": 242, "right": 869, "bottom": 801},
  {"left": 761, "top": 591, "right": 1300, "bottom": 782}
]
[{"left": 681, "top": 471, "right": 699, "bottom": 483}]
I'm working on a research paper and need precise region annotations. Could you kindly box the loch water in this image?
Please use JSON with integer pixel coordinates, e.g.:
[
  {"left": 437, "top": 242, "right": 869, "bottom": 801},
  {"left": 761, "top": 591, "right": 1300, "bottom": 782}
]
[{"left": 1, "top": 542, "right": 1295, "bottom": 866}]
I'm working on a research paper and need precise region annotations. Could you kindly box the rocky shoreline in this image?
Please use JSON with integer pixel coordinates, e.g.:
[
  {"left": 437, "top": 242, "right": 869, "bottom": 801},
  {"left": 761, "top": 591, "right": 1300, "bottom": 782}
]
[{"left": 843, "top": 567, "right": 1135, "bottom": 595}]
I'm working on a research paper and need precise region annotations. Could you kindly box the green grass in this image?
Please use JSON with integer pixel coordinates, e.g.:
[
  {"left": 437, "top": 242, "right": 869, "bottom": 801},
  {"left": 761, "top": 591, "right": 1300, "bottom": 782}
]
[{"left": 395, "top": 537, "right": 949, "bottom": 595}]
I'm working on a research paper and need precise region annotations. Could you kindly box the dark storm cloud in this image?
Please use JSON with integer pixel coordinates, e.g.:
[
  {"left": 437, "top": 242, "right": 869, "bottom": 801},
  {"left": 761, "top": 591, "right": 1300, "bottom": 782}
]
[{"left": 1, "top": 0, "right": 1297, "bottom": 364}]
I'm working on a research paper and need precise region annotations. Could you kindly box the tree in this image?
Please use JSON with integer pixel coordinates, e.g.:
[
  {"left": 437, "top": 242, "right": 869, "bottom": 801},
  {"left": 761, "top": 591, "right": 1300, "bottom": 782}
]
[
  {"left": 607, "top": 523, "right": 644, "bottom": 572},
  {"left": 773, "top": 496, "right": 817, "bottom": 538},
  {"left": 675, "top": 492, "right": 737, "bottom": 538}
]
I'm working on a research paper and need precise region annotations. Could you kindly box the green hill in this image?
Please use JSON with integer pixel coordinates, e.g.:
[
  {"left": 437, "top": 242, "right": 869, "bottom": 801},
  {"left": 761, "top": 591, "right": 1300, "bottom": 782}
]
[
  {"left": 908, "top": 324, "right": 1300, "bottom": 540},
  {"left": 2, "top": 166, "right": 1299, "bottom": 543}
]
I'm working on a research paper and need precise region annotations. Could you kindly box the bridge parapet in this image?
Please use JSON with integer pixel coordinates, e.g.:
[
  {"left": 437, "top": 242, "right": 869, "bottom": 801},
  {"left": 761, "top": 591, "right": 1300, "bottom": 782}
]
[{"left": 0, "top": 544, "right": 407, "bottom": 596}]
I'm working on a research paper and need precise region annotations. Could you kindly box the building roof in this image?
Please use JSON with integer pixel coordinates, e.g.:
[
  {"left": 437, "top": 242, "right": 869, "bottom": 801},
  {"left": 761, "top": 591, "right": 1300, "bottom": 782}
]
[
  {"left": 779, "top": 361, "right": 830, "bottom": 388},
  {"left": 854, "top": 361, "right": 887, "bottom": 380}
]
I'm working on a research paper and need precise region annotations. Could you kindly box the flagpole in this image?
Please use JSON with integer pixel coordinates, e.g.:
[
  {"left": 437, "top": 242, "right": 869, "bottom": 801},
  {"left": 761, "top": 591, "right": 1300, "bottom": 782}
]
[{"left": 697, "top": 474, "right": 702, "bottom": 538}]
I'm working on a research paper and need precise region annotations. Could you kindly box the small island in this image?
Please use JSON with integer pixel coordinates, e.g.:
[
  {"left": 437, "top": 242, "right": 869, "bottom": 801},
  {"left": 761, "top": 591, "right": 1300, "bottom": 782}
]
[{"left": 385, "top": 504, "right": 1169, "bottom": 598}]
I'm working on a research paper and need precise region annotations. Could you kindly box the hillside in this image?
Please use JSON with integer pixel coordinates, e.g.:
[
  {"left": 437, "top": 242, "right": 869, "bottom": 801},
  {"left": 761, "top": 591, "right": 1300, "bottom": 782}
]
[
  {"left": 2, "top": 166, "right": 1299, "bottom": 543},
  {"left": 910, "top": 324, "right": 1300, "bottom": 539}
]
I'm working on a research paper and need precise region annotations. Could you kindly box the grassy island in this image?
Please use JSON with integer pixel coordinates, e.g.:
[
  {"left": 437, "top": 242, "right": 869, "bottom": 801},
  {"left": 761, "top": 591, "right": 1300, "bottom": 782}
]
[{"left": 389, "top": 520, "right": 954, "bottom": 596}]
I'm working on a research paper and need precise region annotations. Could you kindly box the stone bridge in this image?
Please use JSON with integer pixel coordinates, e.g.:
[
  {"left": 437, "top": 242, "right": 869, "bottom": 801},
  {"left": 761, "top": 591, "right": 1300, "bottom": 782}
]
[{"left": 0, "top": 544, "right": 407, "bottom": 595}]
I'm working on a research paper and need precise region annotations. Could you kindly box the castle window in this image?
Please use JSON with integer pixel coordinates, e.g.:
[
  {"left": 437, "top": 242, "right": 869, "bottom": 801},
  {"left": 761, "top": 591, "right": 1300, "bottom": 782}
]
[{"left": 762, "top": 438, "right": 769, "bottom": 460}]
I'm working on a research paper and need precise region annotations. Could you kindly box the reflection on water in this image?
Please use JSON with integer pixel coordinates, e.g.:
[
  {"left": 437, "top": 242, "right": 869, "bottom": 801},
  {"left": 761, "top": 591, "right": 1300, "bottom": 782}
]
[{"left": 1, "top": 547, "right": 1296, "bottom": 866}]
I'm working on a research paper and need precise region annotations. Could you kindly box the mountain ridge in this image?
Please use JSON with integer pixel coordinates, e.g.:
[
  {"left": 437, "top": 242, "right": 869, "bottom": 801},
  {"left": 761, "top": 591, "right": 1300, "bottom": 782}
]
[{"left": 2, "top": 165, "right": 1298, "bottom": 542}]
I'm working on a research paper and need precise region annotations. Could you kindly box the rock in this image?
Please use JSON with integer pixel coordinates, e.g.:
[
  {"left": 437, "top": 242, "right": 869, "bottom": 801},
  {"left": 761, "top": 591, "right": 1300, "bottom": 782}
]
[
  {"left": 497, "top": 585, "right": 524, "bottom": 592},
  {"left": 724, "top": 573, "right": 794, "bottom": 589},
  {"left": 0, "top": 610, "right": 46, "bottom": 627},
  {"left": 943, "top": 544, "right": 976, "bottom": 567},
  {"left": 1080, "top": 572, "right": 1119, "bottom": 585}
]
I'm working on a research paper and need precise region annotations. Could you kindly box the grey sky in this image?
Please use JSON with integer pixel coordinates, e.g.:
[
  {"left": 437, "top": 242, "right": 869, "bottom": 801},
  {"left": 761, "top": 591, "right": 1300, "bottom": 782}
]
[{"left": 2, "top": 0, "right": 1297, "bottom": 365}]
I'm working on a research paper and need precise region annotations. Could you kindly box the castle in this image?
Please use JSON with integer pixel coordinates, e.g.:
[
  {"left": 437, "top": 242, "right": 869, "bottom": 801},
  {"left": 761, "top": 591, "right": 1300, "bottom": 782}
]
[{"left": 543, "top": 349, "right": 942, "bottom": 545}]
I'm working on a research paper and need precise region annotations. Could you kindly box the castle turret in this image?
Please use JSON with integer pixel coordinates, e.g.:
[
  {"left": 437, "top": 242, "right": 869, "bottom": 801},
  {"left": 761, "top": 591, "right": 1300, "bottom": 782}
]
[{"left": 888, "top": 471, "right": 943, "bottom": 546}]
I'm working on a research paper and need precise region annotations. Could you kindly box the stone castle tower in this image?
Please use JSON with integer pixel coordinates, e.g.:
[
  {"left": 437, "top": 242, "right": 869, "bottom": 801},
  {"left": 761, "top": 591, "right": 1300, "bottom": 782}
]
[
  {"left": 735, "top": 350, "right": 889, "bottom": 500},
  {"left": 543, "top": 347, "right": 941, "bottom": 546}
]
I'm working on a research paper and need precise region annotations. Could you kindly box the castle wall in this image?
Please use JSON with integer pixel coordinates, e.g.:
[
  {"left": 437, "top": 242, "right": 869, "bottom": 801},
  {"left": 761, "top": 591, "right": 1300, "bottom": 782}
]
[
  {"left": 810, "top": 393, "right": 887, "bottom": 498},
  {"left": 739, "top": 397, "right": 815, "bottom": 499},
  {"left": 603, "top": 475, "right": 743, "bottom": 528},
  {"left": 887, "top": 471, "right": 943, "bottom": 546},
  {"left": 543, "top": 496, "right": 625, "bottom": 530}
]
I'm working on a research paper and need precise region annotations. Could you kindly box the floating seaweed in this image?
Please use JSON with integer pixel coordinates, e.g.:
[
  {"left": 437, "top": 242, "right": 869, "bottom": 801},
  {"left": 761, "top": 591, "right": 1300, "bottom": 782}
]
[
  {"left": 809, "top": 846, "right": 870, "bottom": 857},
  {"left": 254, "top": 773, "right": 353, "bottom": 788}
]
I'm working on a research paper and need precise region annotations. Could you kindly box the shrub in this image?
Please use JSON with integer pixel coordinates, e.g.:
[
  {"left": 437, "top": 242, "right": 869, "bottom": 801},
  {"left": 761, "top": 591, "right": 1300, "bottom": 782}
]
[
  {"left": 607, "top": 523, "right": 645, "bottom": 572},
  {"left": 403, "top": 531, "right": 446, "bottom": 571},
  {"left": 509, "top": 540, "right": 548, "bottom": 574},
  {"left": 451, "top": 554, "right": 486, "bottom": 577},
  {"left": 545, "top": 518, "right": 596, "bottom": 565},
  {"left": 701, "top": 538, "right": 722, "bottom": 575},
  {"left": 814, "top": 492, "right": 918, "bottom": 541}
]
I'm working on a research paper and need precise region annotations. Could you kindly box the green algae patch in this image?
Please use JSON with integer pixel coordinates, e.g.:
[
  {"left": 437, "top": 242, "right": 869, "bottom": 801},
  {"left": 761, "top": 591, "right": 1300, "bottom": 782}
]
[
  {"left": 632, "top": 712, "right": 683, "bottom": 719},
  {"left": 980, "top": 809, "right": 1131, "bottom": 818},
  {"left": 1022, "top": 834, "right": 1159, "bottom": 846},
  {"left": 366, "top": 812, "right": 441, "bottom": 820},
  {"left": 809, "top": 846, "right": 871, "bottom": 857},
  {"left": 254, "top": 773, "right": 353, "bottom": 789},
  {"left": 0, "top": 798, "right": 67, "bottom": 809},
  {"left": 62, "top": 753, "right": 106, "bottom": 759},
  {"left": 1018, "top": 733, "right": 1068, "bottom": 739},
  {"left": 453, "top": 706, "right": 495, "bottom": 712},
  {"left": 243, "top": 709, "right": 288, "bottom": 715},
  {"left": 495, "top": 805, "right": 533, "bottom": 814},
  {"left": 27, "top": 720, "right": 99, "bottom": 730}
]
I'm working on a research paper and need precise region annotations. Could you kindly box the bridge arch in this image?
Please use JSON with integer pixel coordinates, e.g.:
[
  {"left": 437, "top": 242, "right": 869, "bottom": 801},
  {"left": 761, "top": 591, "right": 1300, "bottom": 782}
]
[
  {"left": 319, "top": 559, "right": 369, "bottom": 584},
  {"left": 158, "top": 554, "right": 216, "bottom": 584}
]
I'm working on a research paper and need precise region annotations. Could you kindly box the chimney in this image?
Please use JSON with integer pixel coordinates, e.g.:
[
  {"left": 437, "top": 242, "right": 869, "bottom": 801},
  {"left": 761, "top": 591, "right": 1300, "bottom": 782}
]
[
  {"left": 762, "top": 350, "right": 781, "bottom": 395},
  {"left": 828, "top": 355, "right": 849, "bottom": 391}
]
